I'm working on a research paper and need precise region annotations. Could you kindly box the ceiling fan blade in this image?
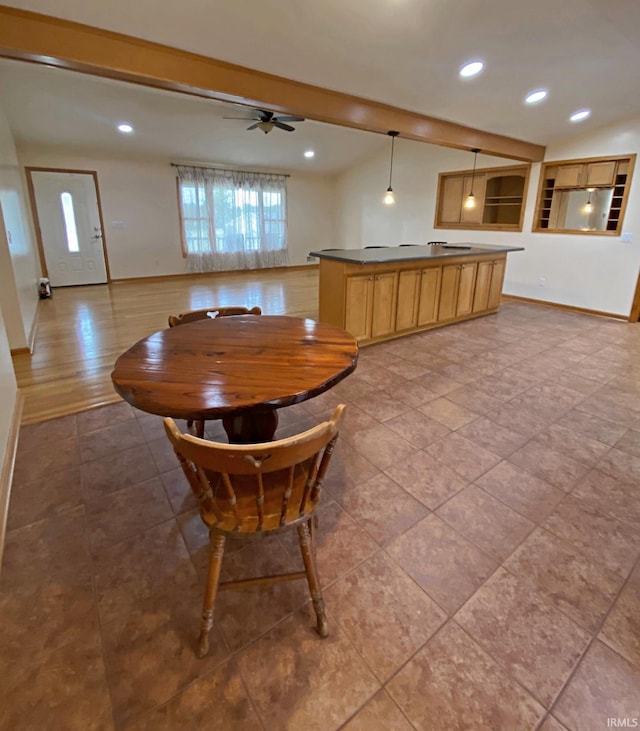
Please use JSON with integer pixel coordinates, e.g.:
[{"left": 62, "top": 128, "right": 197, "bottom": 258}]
[
  {"left": 246, "top": 122, "right": 261, "bottom": 130},
  {"left": 223, "top": 116, "right": 259, "bottom": 120},
  {"left": 275, "top": 116, "right": 305, "bottom": 123},
  {"left": 274, "top": 121, "right": 295, "bottom": 132}
]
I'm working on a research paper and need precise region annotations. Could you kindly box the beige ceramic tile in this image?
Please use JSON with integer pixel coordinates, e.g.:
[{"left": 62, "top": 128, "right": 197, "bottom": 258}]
[
  {"left": 384, "top": 449, "right": 467, "bottom": 510},
  {"left": 325, "top": 551, "right": 446, "bottom": 681},
  {"left": 455, "top": 568, "right": 590, "bottom": 706},
  {"left": 384, "top": 409, "right": 451, "bottom": 449},
  {"left": 387, "top": 622, "right": 545, "bottom": 731},
  {"left": 124, "top": 661, "right": 262, "bottom": 731},
  {"left": 505, "top": 528, "right": 623, "bottom": 632},
  {"left": 341, "top": 690, "right": 413, "bottom": 731},
  {"left": 7, "top": 464, "right": 83, "bottom": 530},
  {"left": 599, "top": 563, "right": 640, "bottom": 670},
  {"left": 543, "top": 495, "right": 640, "bottom": 578},
  {"left": 337, "top": 471, "right": 429, "bottom": 546},
  {"left": 426, "top": 432, "right": 501, "bottom": 482},
  {"left": 237, "top": 607, "right": 380, "bottom": 731},
  {"left": 553, "top": 640, "right": 640, "bottom": 731},
  {"left": 386, "top": 514, "right": 498, "bottom": 615},
  {"left": 436, "top": 485, "right": 534, "bottom": 562},
  {"left": 508, "top": 440, "right": 590, "bottom": 492},
  {"left": 474, "top": 460, "right": 566, "bottom": 524},
  {"left": 457, "top": 415, "right": 529, "bottom": 457}
]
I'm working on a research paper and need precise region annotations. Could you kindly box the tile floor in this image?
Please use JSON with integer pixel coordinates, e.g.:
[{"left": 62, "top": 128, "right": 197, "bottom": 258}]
[{"left": 2, "top": 302, "right": 640, "bottom": 730}]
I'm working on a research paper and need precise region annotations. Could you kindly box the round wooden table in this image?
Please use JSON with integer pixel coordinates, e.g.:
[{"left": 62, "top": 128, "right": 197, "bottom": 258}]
[{"left": 111, "top": 315, "right": 358, "bottom": 442}]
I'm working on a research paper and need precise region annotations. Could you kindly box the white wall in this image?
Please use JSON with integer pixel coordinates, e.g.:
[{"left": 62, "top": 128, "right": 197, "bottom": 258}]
[
  {"left": 17, "top": 145, "right": 336, "bottom": 278},
  {"left": 0, "top": 105, "right": 40, "bottom": 350},
  {"left": 335, "top": 119, "right": 640, "bottom": 317},
  {"left": 0, "top": 102, "right": 27, "bottom": 487}
]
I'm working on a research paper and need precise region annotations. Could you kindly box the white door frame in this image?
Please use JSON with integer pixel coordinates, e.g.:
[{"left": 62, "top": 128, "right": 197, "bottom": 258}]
[{"left": 26, "top": 167, "right": 110, "bottom": 284}]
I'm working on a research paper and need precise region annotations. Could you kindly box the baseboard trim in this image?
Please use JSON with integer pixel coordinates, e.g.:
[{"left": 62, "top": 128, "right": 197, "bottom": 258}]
[
  {"left": 502, "top": 294, "right": 627, "bottom": 321},
  {"left": 0, "top": 390, "right": 24, "bottom": 572},
  {"left": 110, "top": 262, "right": 318, "bottom": 284},
  {"left": 9, "top": 306, "right": 39, "bottom": 356}
]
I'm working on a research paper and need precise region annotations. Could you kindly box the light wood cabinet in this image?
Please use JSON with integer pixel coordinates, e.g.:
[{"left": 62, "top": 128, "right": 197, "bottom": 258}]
[
  {"left": 436, "top": 164, "right": 529, "bottom": 231},
  {"left": 473, "top": 259, "right": 506, "bottom": 312},
  {"left": 554, "top": 160, "right": 618, "bottom": 189},
  {"left": 371, "top": 272, "right": 398, "bottom": 339},
  {"left": 439, "top": 262, "right": 477, "bottom": 320},
  {"left": 396, "top": 269, "right": 421, "bottom": 331},
  {"left": 345, "top": 271, "right": 398, "bottom": 343},
  {"left": 417, "top": 267, "right": 441, "bottom": 326},
  {"left": 319, "top": 250, "right": 513, "bottom": 346}
]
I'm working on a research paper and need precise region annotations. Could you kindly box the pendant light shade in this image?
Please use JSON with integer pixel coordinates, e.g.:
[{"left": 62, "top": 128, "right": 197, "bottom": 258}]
[
  {"left": 464, "top": 148, "right": 481, "bottom": 209},
  {"left": 383, "top": 131, "right": 399, "bottom": 205}
]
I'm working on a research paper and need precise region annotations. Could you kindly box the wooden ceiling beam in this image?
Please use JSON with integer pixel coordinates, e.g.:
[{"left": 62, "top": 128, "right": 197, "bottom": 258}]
[{"left": 0, "top": 5, "right": 545, "bottom": 162}]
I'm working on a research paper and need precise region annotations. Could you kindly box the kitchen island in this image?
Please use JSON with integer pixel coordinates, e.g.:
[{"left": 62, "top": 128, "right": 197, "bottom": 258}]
[{"left": 310, "top": 243, "right": 524, "bottom": 345}]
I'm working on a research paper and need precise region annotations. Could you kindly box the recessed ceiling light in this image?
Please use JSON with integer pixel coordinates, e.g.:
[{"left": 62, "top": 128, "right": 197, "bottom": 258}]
[
  {"left": 525, "top": 89, "right": 548, "bottom": 105},
  {"left": 117, "top": 123, "right": 134, "bottom": 134},
  {"left": 304, "top": 150, "right": 315, "bottom": 158},
  {"left": 459, "top": 61, "right": 484, "bottom": 78},
  {"left": 569, "top": 109, "right": 591, "bottom": 123}
]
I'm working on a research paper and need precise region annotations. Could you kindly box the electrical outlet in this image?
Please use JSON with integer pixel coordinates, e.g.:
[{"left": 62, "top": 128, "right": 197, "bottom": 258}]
[
  {"left": 538, "top": 277, "right": 546, "bottom": 287},
  {"left": 621, "top": 231, "right": 633, "bottom": 243}
]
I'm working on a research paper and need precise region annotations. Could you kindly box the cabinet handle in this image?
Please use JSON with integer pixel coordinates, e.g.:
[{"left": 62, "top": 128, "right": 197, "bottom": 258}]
[{"left": 368, "top": 276, "right": 373, "bottom": 281}]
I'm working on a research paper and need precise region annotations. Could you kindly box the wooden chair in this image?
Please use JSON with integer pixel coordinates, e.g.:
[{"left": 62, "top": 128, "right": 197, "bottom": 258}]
[
  {"left": 163, "top": 404, "right": 345, "bottom": 657},
  {"left": 167, "top": 305, "right": 262, "bottom": 437},
  {"left": 167, "top": 305, "right": 262, "bottom": 328}
]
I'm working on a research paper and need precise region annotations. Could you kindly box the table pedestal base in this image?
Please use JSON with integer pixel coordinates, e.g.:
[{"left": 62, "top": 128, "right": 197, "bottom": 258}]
[{"left": 222, "top": 408, "right": 279, "bottom": 444}]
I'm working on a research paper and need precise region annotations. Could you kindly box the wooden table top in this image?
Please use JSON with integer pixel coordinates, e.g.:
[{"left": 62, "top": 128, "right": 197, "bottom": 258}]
[{"left": 111, "top": 315, "right": 358, "bottom": 420}]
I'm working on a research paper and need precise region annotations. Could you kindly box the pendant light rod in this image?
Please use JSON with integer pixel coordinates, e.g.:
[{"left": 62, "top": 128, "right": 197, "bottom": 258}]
[
  {"left": 387, "top": 130, "right": 399, "bottom": 190},
  {"left": 469, "top": 147, "right": 481, "bottom": 195}
]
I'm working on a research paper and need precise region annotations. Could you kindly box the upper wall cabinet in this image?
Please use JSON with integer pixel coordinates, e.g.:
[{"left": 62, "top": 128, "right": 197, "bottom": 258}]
[
  {"left": 435, "top": 164, "right": 530, "bottom": 231},
  {"left": 534, "top": 154, "right": 636, "bottom": 235}
]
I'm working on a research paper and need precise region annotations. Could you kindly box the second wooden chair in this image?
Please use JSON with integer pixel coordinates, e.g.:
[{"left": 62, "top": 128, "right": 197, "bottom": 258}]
[{"left": 167, "top": 305, "right": 262, "bottom": 436}]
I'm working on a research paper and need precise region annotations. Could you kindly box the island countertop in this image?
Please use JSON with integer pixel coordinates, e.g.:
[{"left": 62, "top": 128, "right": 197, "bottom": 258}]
[{"left": 309, "top": 243, "right": 524, "bottom": 264}]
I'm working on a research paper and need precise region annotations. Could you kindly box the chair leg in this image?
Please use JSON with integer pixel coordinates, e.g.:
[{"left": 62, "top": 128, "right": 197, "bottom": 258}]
[
  {"left": 188, "top": 419, "right": 205, "bottom": 438},
  {"left": 197, "top": 532, "right": 226, "bottom": 658},
  {"left": 297, "top": 519, "right": 328, "bottom": 638}
]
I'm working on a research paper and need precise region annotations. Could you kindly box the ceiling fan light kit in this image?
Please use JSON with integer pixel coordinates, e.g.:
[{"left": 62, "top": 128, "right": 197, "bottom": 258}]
[{"left": 224, "top": 109, "right": 305, "bottom": 134}]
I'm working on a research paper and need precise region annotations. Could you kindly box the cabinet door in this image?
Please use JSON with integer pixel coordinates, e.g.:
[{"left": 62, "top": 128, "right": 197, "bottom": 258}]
[
  {"left": 345, "top": 275, "right": 373, "bottom": 342},
  {"left": 456, "top": 262, "right": 477, "bottom": 316},
  {"left": 585, "top": 161, "right": 617, "bottom": 187},
  {"left": 396, "top": 269, "right": 421, "bottom": 331},
  {"left": 554, "top": 164, "right": 584, "bottom": 188},
  {"left": 417, "top": 267, "right": 442, "bottom": 325},
  {"left": 487, "top": 258, "right": 506, "bottom": 309},
  {"left": 439, "top": 176, "right": 464, "bottom": 224},
  {"left": 461, "top": 173, "right": 486, "bottom": 224},
  {"left": 371, "top": 272, "right": 398, "bottom": 338},
  {"left": 472, "top": 261, "right": 493, "bottom": 313},
  {"left": 438, "top": 264, "right": 460, "bottom": 321}
]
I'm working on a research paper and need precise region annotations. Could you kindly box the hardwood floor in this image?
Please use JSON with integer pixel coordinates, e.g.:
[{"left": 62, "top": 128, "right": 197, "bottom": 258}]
[{"left": 12, "top": 267, "right": 320, "bottom": 425}]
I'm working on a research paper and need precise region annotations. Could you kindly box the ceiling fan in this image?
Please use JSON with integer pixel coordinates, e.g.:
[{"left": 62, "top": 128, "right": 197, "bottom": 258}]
[{"left": 224, "top": 109, "right": 305, "bottom": 134}]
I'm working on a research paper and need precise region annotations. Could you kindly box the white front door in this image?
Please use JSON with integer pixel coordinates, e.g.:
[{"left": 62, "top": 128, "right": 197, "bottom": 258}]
[{"left": 30, "top": 171, "right": 108, "bottom": 286}]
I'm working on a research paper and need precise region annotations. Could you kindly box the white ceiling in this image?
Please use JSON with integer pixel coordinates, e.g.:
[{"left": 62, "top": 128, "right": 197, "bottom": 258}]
[
  {"left": 1, "top": 0, "right": 640, "bottom": 159},
  {"left": 0, "top": 60, "right": 389, "bottom": 174}
]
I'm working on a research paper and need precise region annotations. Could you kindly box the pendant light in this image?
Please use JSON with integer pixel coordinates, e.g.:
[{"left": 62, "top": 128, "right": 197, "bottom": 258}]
[
  {"left": 383, "top": 131, "right": 399, "bottom": 205},
  {"left": 583, "top": 189, "right": 594, "bottom": 214},
  {"left": 464, "top": 148, "right": 481, "bottom": 209}
]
